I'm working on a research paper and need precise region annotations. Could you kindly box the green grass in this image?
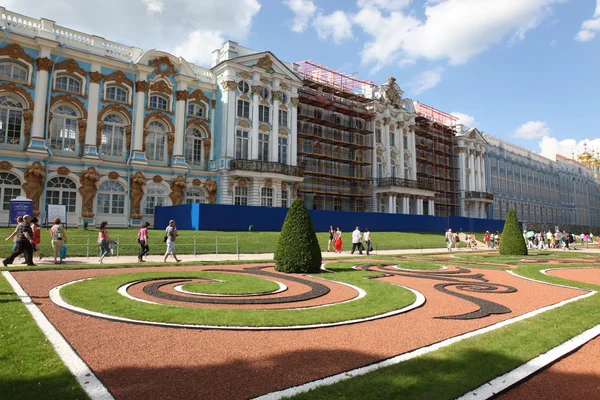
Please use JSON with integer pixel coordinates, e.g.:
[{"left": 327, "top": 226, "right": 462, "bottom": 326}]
[
  {"left": 0, "top": 228, "right": 450, "bottom": 257},
  {"left": 0, "top": 275, "right": 88, "bottom": 400},
  {"left": 59, "top": 262, "right": 416, "bottom": 327},
  {"left": 181, "top": 274, "right": 280, "bottom": 295}
]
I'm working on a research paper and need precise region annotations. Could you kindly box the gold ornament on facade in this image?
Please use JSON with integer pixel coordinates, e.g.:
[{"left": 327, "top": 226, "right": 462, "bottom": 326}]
[
  {"left": 96, "top": 121, "right": 104, "bottom": 148},
  {"left": 272, "top": 91, "right": 282, "bottom": 101},
  {"left": 167, "top": 133, "right": 175, "bottom": 162},
  {"left": 150, "top": 80, "right": 173, "bottom": 95},
  {"left": 169, "top": 176, "right": 187, "bottom": 205},
  {"left": 221, "top": 81, "right": 237, "bottom": 91},
  {"left": 0, "top": 161, "right": 13, "bottom": 171},
  {"left": 203, "top": 178, "right": 217, "bottom": 204},
  {"left": 0, "top": 83, "right": 35, "bottom": 108},
  {"left": 152, "top": 175, "right": 163, "bottom": 183},
  {"left": 130, "top": 172, "right": 146, "bottom": 219},
  {"left": 260, "top": 76, "right": 270, "bottom": 85},
  {"left": 186, "top": 119, "right": 211, "bottom": 138},
  {"left": 79, "top": 167, "right": 99, "bottom": 218},
  {"left": 23, "top": 110, "right": 33, "bottom": 147},
  {"left": 176, "top": 90, "right": 189, "bottom": 101},
  {"left": 189, "top": 89, "right": 210, "bottom": 103},
  {"left": 239, "top": 93, "right": 250, "bottom": 101},
  {"left": 0, "top": 43, "right": 34, "bottom": 63},
  {"left": 104, "top": 70, "right": 133, "bottom": 87},
  {"left": 290, "top": 97, "right": 299, "bottom": 107},
  {"left": 203, "top": 140, "right": 211, "bottom": 167},
  {"left": 192, "top": 178, "right": 202, "bottom": 186},
  {"left": 143, "top": 112, "right": 175, "bottom": 132},
  {"left": 57, "top": 166, "right": 70, "bottom": 176},
  {"left": 383, "top": 117, "right": 391, "bottom": 125},
  {"left": 98, "top": 104, "right": 131, "bottom": 124},
  {"left": 280, "top": 82, "right": 289, "bottom": 91},
  {"left": 89, "top": 71, "right": 103, "bottom": 84},
  {"left": 259, "top": 123, "right": 270, "bottom": 132},
  {"left": 240, "top": 71, "right": 250, "bottom": 79},
  {"left": 376, "top": 147, "right": 384, "bottom": 157},
  {"left": 281, "top": 181, "right": 287, "bottom": 191},
  {"left": 50, "top": 94, "right": 88, "bottom": 119},
  {"left": 292, "top": 182, "right": 300, "bottom": 198},
  {"left": 108, "top": 171, "right": 120, "bottom": 180},
  {"left": 238, "top": 177, "right": 248, "bottom": 187},
  {"left": 251, "top": 85, "right": 263, "bottom": 95},
  {"left": 228, "top": 176, "right": 237, "bottom": 195},
  {"left": 36, "top": 57, "right": 54, "bottom": 72},
  {"left": 376, "top": 120, "right": 382, "bottom": 128},
  {"left": 78, "top": 120, "right": 87, "bottom": 157},
  {"left": 23, "top": 162, "right": 45, "bottom": 216},
  {"left": 264, "top": 178, "right": 273, "bottom": 188},
  {"left": 237, "top": 119, "right": 251, "bottom": 129},
  {"left": 255, "top": 55, "right": 273, "bottom": 71},
  {"left": 55, "top": 59, "right": 86, "bottom": 77},
  {"left": 135, "top": 81, "right": 150, "bottom": 92},
  {"left": 149, "top": 56, "right": 177, "bottom": 77},
  {"left": 279, "top": 127, "right": 288, "bottom": 135}
]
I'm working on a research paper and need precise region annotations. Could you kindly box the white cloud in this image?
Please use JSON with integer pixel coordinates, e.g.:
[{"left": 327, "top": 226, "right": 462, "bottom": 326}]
[
  {"left": 408, "top": 67, "right": 443, "bottom": 94},
  {"left": 575, "top": 2, "right": 600, "bottom": 42},
  {"left": 284, "top": 0, "right": 316, "bottom": 33},
  {"left": 4, "top": 0, "right": 261, "bottom": 67},
  {"left": 353, "top": 0, "right": 565, "bottom": 70},
  {"left": 539, "top": 137, "right": 600, "bottom": 160},
  {"left": 313, "top": 10, "right": 353, "bottom": 44},
  {"left": 357, "top": 0, "right": 412, "bottom": 10},
  {"left": 550, "top": 39, "right": 558, "bottom": 46},
  {"left": 514, "top": 121, "right": 550, "bottom": 139},
  {"left": 451, "top": 112, "right": 477, "bottom": 128}
]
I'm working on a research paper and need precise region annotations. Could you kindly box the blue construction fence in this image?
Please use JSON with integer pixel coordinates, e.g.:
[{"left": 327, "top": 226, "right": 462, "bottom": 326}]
[{"left": 155, "top": 204, "right": 507, "bottom": 233}]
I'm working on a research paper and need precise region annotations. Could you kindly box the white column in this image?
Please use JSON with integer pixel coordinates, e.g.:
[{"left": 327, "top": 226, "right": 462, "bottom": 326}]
[
  {"left": 209, "top": 91, "right": 216, "bottom": 165},
  {"left": 459, "top": 150, "right": 466, "bottom": 191},
  {"left": 388, "top": 194, "right": 394, "bottom": 214},
  {"left": 410, "top": 127, "right": 417, "bottom": 180},
  {"left": 399, "top": 125, "right": 405, "bottom": 177},
  {"left": 481, "top": 154, "right": 487, "bottom": 192},
  {"left": 403, "top": 196, "right": 409, "bottom": 214},
  {"left": 417, "top": 197, "right": 424, "bottom": 215},
  {"left": 476, "top": 155, "right": 483, "bottom": 191},
  {"left": 131, "top": 72, "right": 148, "bottom": 164},
  {"left": 83, "top": 63, "right": 101, "bottom": 158},
  {"left": 172, "top": 78, "right": 188, "bottom": 168},
  {"left": 428, "top": 199, "right": 435, "bottom": 216},
  {"left": 271, "top": 91, "right": 280, "bottom": 163},
  {"left": 469, "top": 151, "right": 476, "bottom": 190},
  {"left": 291, "top": 98, "right": 298, "bottom": 166},
  {"left": 251, "top": 85, "right": 261, "bottom": 160},
  {"left": 222, "top": 83, "right": 237, "bottom": 159},
  {"left": 28, "top": 50, "right": 55, "bottom": 152},
  {"left": 383, "top": 118, "right": 391, "bottom": 176}
]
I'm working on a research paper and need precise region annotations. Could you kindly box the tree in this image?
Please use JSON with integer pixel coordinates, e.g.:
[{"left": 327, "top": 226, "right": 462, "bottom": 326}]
[
  {"left": 499, "top": 209, "right": 528, "bottom": 255},
  {"left": 275, "top": 198, "right": 322, "bottom": 273}
]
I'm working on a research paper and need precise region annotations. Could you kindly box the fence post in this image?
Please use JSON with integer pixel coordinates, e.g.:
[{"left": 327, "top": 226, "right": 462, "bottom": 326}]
[
  {"left": 86, "top": 233, "right": 90, "bottom": 259},
  {"left": 116, "top": 234, "right": 120, "bottom": 257},
  {"left": 236, "top": 236, "right": 239, "bottom": 260},
  {"left": 216, "top": 236, "right": 219, "bottom": 256},
  {"left": 193, "top": 234, "right": 197, "bottom": 256}
]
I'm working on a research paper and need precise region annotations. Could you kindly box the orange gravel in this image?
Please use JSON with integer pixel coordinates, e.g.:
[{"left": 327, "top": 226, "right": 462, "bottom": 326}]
[
  {"left": 11, "top": 264, "right": 588, "bottom": 400},
  {"left": 546, "top": 267, "right": 600, "bottom": 286}
]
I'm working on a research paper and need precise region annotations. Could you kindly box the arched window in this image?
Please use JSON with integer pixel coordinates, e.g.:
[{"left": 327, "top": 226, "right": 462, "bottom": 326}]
[
  {"left": 97, "top": 181, "right": 125, "bottom": 214},
  {"left": 186, "top": 187, "right": 206, "bottom": 204},
  {"left": 0, "top": 95, "right": 23, "bottom": 147},
  {"left": 0, "top": 61, "right": 28, "bottom": 82},
  {"left": 146, "top": 121, "right": 167, "bottom": 162},
  {"left": 0, "top": 172, "right": 21, "bottom": 210},
  {"left": 55, "top": 74, "right": 82, "bottom": 94},
  {"left": 185, "top": 126, "right": 207, "bottom": 166},
  {"left": 50, "top": 105, "right": 79, "bottom": 153},
  {"left": 144, "top": 184, "right": 169, "bottom": 215},
  {"left": 187, "top": 101, "right": 206, "bottom": 118},
  {"left": 105, "top": 84, "right": 129, "bottom": 103},
  {"left": 46, "top": 177, "right": 77, "bottom": 213},
  {"left": 100, "top": 114, "right": 126, "bottom": 158},
  {"left": 238, "top": 81, "right": 249, "bottom": 94},
  {"left": 149, "top": 93, "right": 169, "bottom": 111}
]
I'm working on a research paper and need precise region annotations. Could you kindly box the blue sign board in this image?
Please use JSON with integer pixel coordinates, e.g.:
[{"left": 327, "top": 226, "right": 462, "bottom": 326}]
[{"left": 9, "top": 200, "right": 33, "bottom": 224}]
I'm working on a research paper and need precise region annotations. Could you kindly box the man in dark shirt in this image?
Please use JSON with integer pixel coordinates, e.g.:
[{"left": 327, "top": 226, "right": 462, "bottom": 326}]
[{"left": 3, "top": 214, "right": 35, "bottom": 266}]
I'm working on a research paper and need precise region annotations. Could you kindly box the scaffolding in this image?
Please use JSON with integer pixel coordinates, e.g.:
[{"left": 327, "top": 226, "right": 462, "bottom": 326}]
[
  {"left": 296, "top": 61, "right": 376, "bottom": 212},
  {"left": 414, "top": 102, "right": 459, "bottom": 217}
]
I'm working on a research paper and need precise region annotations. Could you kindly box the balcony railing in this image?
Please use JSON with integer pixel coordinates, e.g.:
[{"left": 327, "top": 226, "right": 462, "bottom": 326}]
[
  {"left": 229, "top": 159, "right": 303, "bottom": 177},
  {"left": 376, "top": 177, "right": 434, "bottom": 191},
  {"left": 465, "top": 191, "right": 494, "bottom": 200}
]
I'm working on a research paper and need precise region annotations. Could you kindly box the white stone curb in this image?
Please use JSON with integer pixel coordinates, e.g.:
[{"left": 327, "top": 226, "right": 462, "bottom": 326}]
[{"left": 2, "top": 271, "right": 114, "bottom": 400}]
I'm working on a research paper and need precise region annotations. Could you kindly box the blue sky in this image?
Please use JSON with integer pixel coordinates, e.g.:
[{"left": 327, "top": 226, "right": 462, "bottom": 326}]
[{"left": 6, "top": 0, "right": 600, "bottom": 159}]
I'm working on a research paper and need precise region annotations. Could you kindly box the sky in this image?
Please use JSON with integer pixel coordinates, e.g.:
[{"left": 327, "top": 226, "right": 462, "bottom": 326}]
[{"left": 5, "top": 0, "right": 600, "bottom": 161}]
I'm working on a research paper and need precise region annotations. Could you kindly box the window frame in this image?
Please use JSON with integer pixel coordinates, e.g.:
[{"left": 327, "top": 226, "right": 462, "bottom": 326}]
[
  {"left": 278, "top": 109, "right": 288, "bottom": 127},
  {"left": 261, "top": 187, "right": 273, "bottom": 207},
  {"left": 234, "top": 185, "right": 248, "bottom": 206},
  {"left": 0, "top": 94, "right": 24, "bottom": 147},
  {"left": 278, "top": 136, "right": 288, "bottom": 164},
  {"left": 185, "top": 126, "right": 207, "bottom": 167},
  {"left": 0, "top": 172, "right": 21, "bottom": 211},
  {"left": 235, "top": 129, "right": 249, "bottom": 160},
  {"left": 54, "top": 73, "right": 83, "bottom": 95},
  {"left": 0, "top": 61, "right": 28, "bottom": 83},
  {"left": 186, "top": 187, "right": 207, "bottom": 204},
  {"left": 258, "top": 132, "right": 269, "bottom": 162},
  {"left": 149, "top": 93, "right": 170, "bottom": 111},
  {"left": 187, "top": 101, "right": 207, "bottom": 118},
  {"left": 258, "top": 105, "right": 270, "bottom": 123},
  {"left": 143, "top": 183, "right": 169, "bottom": 215},
  {"left": 49, "top": 104, "right": 80, "bottom": 154},
  {"left": 104, "top": 84, "right": 130, "bottom": 103},
  {"left": 237, "top": 99, "right": 250, "bottom": 119},
  {"left": 46, "top": 176, "right": 77, "bottom": 213},
  {"left": 145, "top": 120, "right": 168, "bottom": 162},
  {"left": 96, "top": 180, "right": 126, "bottom": 214}
]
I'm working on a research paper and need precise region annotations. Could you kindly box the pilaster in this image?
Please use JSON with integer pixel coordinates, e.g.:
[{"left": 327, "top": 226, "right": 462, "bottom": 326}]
[
  {"left": 132, "top": 73, "right": 149, "bottom": 164},
  {"left": 251, "top": 85, "right": 261, "bottom": 160},
  {"left": 83, "top": 64, "right": 102, "bottom": 158},
  {"left": 172, "top": 78, "right": 189, "bottom": 168}
]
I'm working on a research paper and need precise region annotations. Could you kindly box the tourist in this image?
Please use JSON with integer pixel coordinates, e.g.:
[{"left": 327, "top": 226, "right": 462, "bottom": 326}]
[
  {"left": 490, "top": 231, "right": 496, "bottom": 249},
  {"left": 351, "top": 226, "right": 363, "bottom": 255},
  {"left": 494, "top": 232, "right": 500, "bottom": 249},
  {"left": 137, "top": 221, "right": 150, "bottom": 262},
  {"left": 164, "top": 220, "right": 182, "bottom": 263},
  {"left": 484, "top": 231, "right": 490, "bottom": 248},
  {"left": 471, "top": 233, "right": 477, "bottom": 250},
  {"left": 50, "top": 218, "right": 66, "bottom": 264},
  {"left": 334, "top": 227, "right": 342, "bottom": 253},
  {"left": 454, "top": 232, "right": 461, "bottom": 250},
  {"left": 546, "top": 231, "right": 553, "bottom": 249},
  {"left": 445, "top": 229, "right": 453, "bottom": 252},
  {"left": 584, "top": 232, "right": 590, "bottom": 249},
  {"left": 10, "top": 216, "right": 23, "bottom": 256},
  {"left": 364, "top": 228, "right": 372, "bottom": 256},
  {"left": 327, "top": 226, "right": 335, "bottom": 252},
  {"left": 466, "top": 232, "right": 472, "bottom": 250},
  {"left": 3, "top": 214, "right": 35, "bottom": 267},
  {"left": 30, "top": 217, "right": 44, "bottom": 261},
  {"left": 98, "top": 221, "right": 111, "bottom": 264}
]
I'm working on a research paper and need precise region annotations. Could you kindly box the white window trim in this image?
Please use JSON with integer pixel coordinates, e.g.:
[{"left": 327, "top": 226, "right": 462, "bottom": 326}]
[
  {"left": 103, "top": 82, "right": 133, "bottom": 104},
  {"left": 187, "top": 100, "right": 208, "bottom": 118},
  {"left": 53, "top": 71, "right": 87, "bottom": 96},
  {"left": 148, "top": 92, "right": 172, "bottom": 112},
  {"left": 0, "top": 57, "right": 33, "bottom": 85}
]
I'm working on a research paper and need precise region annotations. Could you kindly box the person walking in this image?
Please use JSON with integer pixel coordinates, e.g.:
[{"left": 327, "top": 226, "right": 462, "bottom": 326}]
[
  {"left": 364, "top": 228, "right": 372, "bottom": 256},
  {"left": 164, "top": 220, "right": 181, "bottom": 263},
  {"left": 50, "top": 218, "right": 66, "bottom": 264},
  {"left": 137, "top": 222, "right": 150, "bottom": 262},
  {"left": 351, "top": 226, "right": 363, "bottom": 255},
  {"left": 484, "top": 231, "right": 490, "bottom": 248},
  {"left": 445, "top": 229, "right": 453, "bottom": 251},
  {"left": 454, "top": 232, "right": 461, "bottom": 250},
  {"left": 334, "top": 227, "right": 342, "bottom": 253},
  {"left": 98, "top": 221, "right": 111, "bottom": 264},
  {"left": 30, "top": 217, "right": 44, "bottom": 262},
  {"left": 327, "top": 226, "right": 335, "bottom": 252},
  {"left": 3, "top": 214, "right": 35, "bottom": 266}
]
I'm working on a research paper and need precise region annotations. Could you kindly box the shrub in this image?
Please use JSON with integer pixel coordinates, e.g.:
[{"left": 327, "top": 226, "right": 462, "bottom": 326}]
[
  {"left": 274, "top": 198, "right": 322, "bottom": 273},
  {"left": 499, "top": 209, "right": 528, "bottom": 256}
]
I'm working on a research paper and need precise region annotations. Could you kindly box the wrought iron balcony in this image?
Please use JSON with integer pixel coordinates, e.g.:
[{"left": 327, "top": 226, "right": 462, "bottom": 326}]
[
  {"left": 376, "top": 177, "right": 434, "bottom": 191},
  {"left": 229, "top": 159, "right": 304, "bottom": 177},
  {"left": 465, "top": 191, "right": 494, "bottom": 200}
]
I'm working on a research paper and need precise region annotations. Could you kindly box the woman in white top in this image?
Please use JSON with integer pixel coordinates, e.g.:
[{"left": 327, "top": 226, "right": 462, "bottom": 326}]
[{"left": 364, "top": 228, "right": 372, "bottom": 256}]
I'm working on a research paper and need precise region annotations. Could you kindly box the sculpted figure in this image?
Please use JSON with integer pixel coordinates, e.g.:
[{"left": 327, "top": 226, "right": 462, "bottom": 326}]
[
  {"left": 130, "top": 172, "right": 146, "bottom": 219},
  {"left": 169, "top": 176, "right": 187, "bottom": 205},
  {"left": 78, "top": 167, "right": 99, "bottom": 218},
  {"left": 22, "top": 162, "right": 46, "bottom": 216},
  {"left": 203, "top": 178, "right": 217, "bottom": 204}
]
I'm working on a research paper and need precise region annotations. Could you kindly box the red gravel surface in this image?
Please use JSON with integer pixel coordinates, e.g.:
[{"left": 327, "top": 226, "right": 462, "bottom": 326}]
[
  {"left": 11, "top": 264, "right": 588, "bottom": 400},
  {"left": 546, "top": 267, "right": 600, "bottom": 286}
]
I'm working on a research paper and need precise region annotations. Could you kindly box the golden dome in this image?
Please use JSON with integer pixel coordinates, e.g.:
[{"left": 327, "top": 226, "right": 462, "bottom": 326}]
[{"left": 577, "top": 143, "right": 593, "bottom": 163}]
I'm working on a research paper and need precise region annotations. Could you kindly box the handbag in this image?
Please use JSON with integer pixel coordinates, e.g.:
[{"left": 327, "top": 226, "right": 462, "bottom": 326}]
[
  {"left": 163, "top": 235, "right": 168, "bottom": 243},
  {"left": 60, "top": 245, "right": 67, "bottom": 259}
]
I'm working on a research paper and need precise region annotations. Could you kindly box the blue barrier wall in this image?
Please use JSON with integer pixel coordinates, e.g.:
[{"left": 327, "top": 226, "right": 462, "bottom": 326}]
[{"left": 153, "top": 203, "right": 507, "bottom": 233}]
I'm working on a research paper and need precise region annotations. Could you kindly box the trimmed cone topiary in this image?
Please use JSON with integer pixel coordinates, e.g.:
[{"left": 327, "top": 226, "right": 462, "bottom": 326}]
[
  {"left": 274, "top": 198, "right": 322, "bottom": 273},
  {"left": 499, "top": 209, "right": 528, "bottom": 255}
]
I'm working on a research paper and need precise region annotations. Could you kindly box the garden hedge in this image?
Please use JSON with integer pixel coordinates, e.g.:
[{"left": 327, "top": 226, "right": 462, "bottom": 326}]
[{"left": 499, "top": 209, "right": 528, "bottom": 255}]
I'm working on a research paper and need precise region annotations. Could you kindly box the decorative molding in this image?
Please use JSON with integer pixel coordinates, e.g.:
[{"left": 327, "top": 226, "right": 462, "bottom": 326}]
[
  {"left": 292, "top": 182, "right": 300, "bottom": 199},
  {"left": 192, "top": 178, "right": 202, "bottom": 186},
  {"left": 272, "top": 91, "right": 282, "bottom": 101},
  {"left": 23, "top": 162, "right": 46, "bottom": 216},
  {"left": 108, "top": 171, "right": 120, "bottom": 180},
  {"left": 55, "top": 59, "right": 86, "bottom": 76},
  {"left": 383, "top": 117, "right": 391, "bottom": 125},
  {"left": 0, "top": 82, "right": 34, "bottom": 109},
  {"left": 290, "top": 97, "right": 299, "bottom": 107},
  {"left": 238, "top": 177, "right": 248, "bottom": 187},
  {"left": 260, "top": 76, "right": 270, "bottom": 85},
  {"left": 57, "top": 166, "right": 70, "bottom": 176},
  {"left": 149, "top": 80, "right": 173, "bottom": 95},
  {"left": 280, "top": 82, "right": 289, "bottom": 91},
  {"left": 36, "top": 57, "right": 53, "bottom": 72},
  {"left": 221, "top": 81, "right": 237, "bottom": 91},
  {"left": 240, "top": 71, "right": 250, "bottom": 79},
  {"left": 186, "top": 119, "right": 211, "bottom": 139},
  {"left": 176, "top": 90, "right": 189, "bottom": 101},
  {"left": 135, "top": 81, "right": 149, "bottom": 92},
  {"left": 50, "top": 94, "right": 88, "bottom": 119},
  {"left": 255, "top": 55, "right": 273, "bottom": 71},
  {"left": 376, "top": 120, "right": 382, "bottom": 128},
  {"left": 152, "top": 175, "right": 163, "bottom": 183},
  {"left": 23, "top": 110, "right": 32, "bottom": 147},
  {"left": 89, "top": 71, "right": 103, "bottom": 84},
  {"left": 148, "top": 56, "right": 177, "bottom": 77},
  {"left": 98, "top": 103, "right": 131, "bottom": 122},
  {"left": 279, "top": 127, "right": 288, "bottom": 136},
  {"left": 228, "top": 176, "right": 237, "bottom": 195},
  {"left": 203, "top": 139, "right": 210, "bottom": 167},
  {"left": 169, "top": 176, "right": 187, "bottom": 205},
  {"left": 237, "top": 119, "right": 251, "bottom": 129},
  {"left": 130, "top": 172, "right": 146, "bottom": 219},
  {"left": 104, "top": 70, "right": 133, "bottom": 87},
  {"left": 203, "top": 178, "right": 217, "bottom": 204},
  {"left": 0, "top": 43, "right": 34, "bottom": 63},
  {"left": 79, "top": 167, "right": 99, "bottom": 218},
  {"left": 281, "top": 181, "right": 287, "bottom": 191},
  {"left": 264, "top": 178, "right": 273, "bottom": 189},
  {"left": 211, "top": 99, "right": 216, "bottom": 108},
  {"left": 78, "top": 120, "right": 87, "bottom": 156},
  {"left": 0, "top": 161, "right": 13, "bottom": 171},
  {"left": 251, "top": 85, "right": 262, "bottom": 95},
  {"left": 167, "top": 133, "right": 175, "bottom": 163},
  {"left": 239, "top": 94, "right": 250, "bottom": 101},
  {"left": 143, "top": 112, "right": 175, "bottom": 131},
  {"left": 259, "top": 123, "right": 270, "bottom": 132},
  {"left": 189, "top": 89, "right": 209, "bottom": 103}
]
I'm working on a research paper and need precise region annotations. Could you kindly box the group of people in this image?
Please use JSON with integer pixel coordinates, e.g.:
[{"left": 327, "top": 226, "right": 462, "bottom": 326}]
[
  {"left": 327, "top": 226, "right": 373, "bottom": 255},
  {"left": 523, "top": 230, "right": 595, "bottom": 251},
  {"left": 445, "top": 229, "right": 501, "bottom": 251},
  {"left": 3, "top": 216, "right": 66, "bottom": 266}
]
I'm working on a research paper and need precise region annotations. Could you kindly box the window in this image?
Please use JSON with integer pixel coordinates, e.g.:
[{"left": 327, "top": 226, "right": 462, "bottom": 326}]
[
  {"left": 97, "top": 181, "right": 125, "bottom": 214},
  {"left": 145, "top": 120, "right": 167, "bottom": 161},
  {"left": 187, "top": 101, "right": 206, "bottom": 117},
  {"left": 404, "top": 154, "right": 411, "bottom": 179},
  {"left": 0, "top": 172, "right": 21, "bottom": 210},
  {"left": 258, "top": 132, "right": 269, "bottom": 161},
  {"left": 377, "top": 157, "right": 384, "bottom": 179},
  {"left": 281, "top": 189, "right": 288, "bottom": 208},
  {"left": 144, "top": 184, "right": 169, "bottom": 215},
  {"left": 278, "top": 136, "right": 288, "bottom": 164},
  {"left": 237, "top": 100, "right": 250, "bottom": 118},
  {"left": 355, "top": 119, "right": 363, "bottom": 130},
  {"left": 185, "top": 126, "right": 207, "bottom": 166},
  {"left": 403, "top": 133, "right": 408, "bottom": 149},
  {"left": 50, "top": 105, "right": 78, "bottom": 153},
  {"left": 376, "top": 128, "right": 382, "bottom": 143},
  {"left": 259, "top": 105, "right": 270, "bottom": 123},
  {"left": 0, "top": 61, "right": 27, "bottom": 82},
  {"left": 280, "top": 92, "right": 288, "bottom": 104},
  {"left": 278, "top": 109, "right": 288, "bottom": 126},
  {"left": 55, "top": 74, "right": 81, "bottom": 94},
  {"left": 391, "top": 160, "right": 399, "bottom": 178},
  {"left": 390, "top": 131, "right": 395, "bottom": 147},
  {"left": 333, "top": 197, "right": 342, "bottom": 211},
  {"left": 105, "top": 84, "right": 128, "bottom": 102},
  {"left": 0, "top": 95, "right": 23, "bottom": 146},
  {"left": 314, "top": 109, "right": 322, "bottom": 119},
  {"left": 238, "top": 80, "right": 249, "bottom": 94},
  {"left": 149, "top": 94, "right": 169, "bottom": 110},
  {"left": 186, "top": 187, "right": 207, "bottom": 204},
  {"left": 235, "top": 130, "right": 249, "bottom": 159},
  {"left": 234, "top": 186, "right": 248, "bottom": 206},
  {"left": 46, "top": 177, "right": 77, "bottom": 213},
  {"left": 261, "top": 187, "right": 273, "bottom": 207},
  {"left": 100, "top": 114, "right": 125, "bottom": 158},
  {"left": 260, "top": 87, "right": 269, "bottom": 100}
]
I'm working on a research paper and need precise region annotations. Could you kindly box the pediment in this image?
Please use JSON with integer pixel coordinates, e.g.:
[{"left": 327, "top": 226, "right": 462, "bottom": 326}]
[
  {"left": 467, "top": 127, "right": 487, "bottom": 143},
  {"left": 225, "top": 52, "right": 302, "bottom": 83}
]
